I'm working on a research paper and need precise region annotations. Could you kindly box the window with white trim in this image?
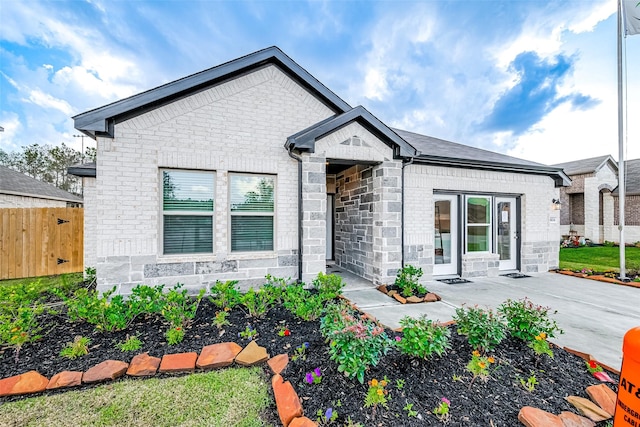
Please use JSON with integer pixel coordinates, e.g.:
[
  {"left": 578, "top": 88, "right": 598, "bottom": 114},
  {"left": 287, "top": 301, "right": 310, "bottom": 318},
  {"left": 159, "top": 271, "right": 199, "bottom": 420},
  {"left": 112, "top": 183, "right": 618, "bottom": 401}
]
[
  {"left": 466, "top": 195, "right": 491, "bottom": 252},
  {"left": 229, "top": 174, "right": 275, "bottom": 252},
  {"left": 162, "top": 170, "right": 214, "bottom": 255}
]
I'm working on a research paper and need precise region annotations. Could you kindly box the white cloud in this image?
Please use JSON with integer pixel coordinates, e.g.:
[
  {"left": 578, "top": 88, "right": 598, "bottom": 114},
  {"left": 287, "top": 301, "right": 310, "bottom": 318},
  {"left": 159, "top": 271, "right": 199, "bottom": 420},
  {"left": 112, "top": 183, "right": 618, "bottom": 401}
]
[
  {"left": 26, "top": 89, "right": 73, "bottom": 116},
  {"left": 363, "top": 69, "right": 389, "bottom": 101},
  {"left": 0, "top": 113, "right": 22, "bottom": 152}
]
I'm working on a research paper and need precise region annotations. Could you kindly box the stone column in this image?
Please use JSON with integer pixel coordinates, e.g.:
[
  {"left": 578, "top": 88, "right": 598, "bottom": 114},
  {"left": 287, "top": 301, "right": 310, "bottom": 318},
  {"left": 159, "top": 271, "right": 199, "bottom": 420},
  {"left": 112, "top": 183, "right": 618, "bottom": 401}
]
[
  {"left": 583, "top": 177, "right": 600, "bottom": 242},
  {"left": 300, "top": 153, "right": 327, "bottom": 283},
  {"left": 602, "top": 191, "right": 615, "bottom": 243},
  {"left": 372, "top": 160, "right": 403, "bottom": 285}
]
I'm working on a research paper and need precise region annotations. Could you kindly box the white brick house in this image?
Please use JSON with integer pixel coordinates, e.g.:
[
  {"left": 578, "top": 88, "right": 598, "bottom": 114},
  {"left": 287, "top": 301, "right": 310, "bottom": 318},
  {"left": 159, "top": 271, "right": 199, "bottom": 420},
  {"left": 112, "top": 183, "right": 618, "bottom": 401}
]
[{"left": 71, "top": 47, "right": 569, "bottom": 294}]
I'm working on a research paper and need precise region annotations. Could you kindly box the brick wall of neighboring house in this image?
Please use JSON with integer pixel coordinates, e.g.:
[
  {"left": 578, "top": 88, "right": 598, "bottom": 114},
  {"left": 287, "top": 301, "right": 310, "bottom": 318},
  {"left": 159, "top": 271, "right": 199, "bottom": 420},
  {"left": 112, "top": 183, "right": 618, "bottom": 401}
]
[
  {"left": 0, "top": 194, "right": 68, "bottom": 208},
  {"left": 570, "top": 193, "right": 585, "bottom": 225},
  {"left": 602, "top": 194, "right": 640, "bottom": 243},
  {"left": 564, "top": 173, "right": 592, "bottom": 193},
  {"left": 614, "top": 195, "right": 640, "bottom": 225},
  {"left": 404, "top": 165, "right": 560, "bottom": 279},
  {"left": 560, "top": 190, "right": 571, "bottom": 225},
  {"left": 93, "top": 65, "right": 335, "bottom": 294}
]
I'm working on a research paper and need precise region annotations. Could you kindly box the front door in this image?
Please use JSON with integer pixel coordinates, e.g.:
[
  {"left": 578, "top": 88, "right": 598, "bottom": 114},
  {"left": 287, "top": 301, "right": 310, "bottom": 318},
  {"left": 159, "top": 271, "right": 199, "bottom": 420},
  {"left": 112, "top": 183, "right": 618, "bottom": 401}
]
[
  {"left": 496, "top": 197, "right": 518, "bottom": 270},
  {"left": 434, "top": 195, "right": 458, "bottom": 276}
]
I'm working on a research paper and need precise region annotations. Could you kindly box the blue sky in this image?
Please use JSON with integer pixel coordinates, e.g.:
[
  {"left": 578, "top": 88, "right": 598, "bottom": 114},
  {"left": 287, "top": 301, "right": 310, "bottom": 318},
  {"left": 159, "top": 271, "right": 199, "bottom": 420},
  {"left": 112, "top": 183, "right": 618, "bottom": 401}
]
[{"left": 1, "top": 0, "right": 639, "bottom": 164}]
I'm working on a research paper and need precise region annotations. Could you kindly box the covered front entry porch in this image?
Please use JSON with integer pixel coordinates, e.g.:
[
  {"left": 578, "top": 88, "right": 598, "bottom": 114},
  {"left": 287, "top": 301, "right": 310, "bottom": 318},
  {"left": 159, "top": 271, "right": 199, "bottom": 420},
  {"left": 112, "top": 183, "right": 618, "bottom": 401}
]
[
  {"left": 285, "top": 107, "right": 417, "bottom": 285},
  {"left": 297, "top": 142, "right": 407, "bottom": 285}
]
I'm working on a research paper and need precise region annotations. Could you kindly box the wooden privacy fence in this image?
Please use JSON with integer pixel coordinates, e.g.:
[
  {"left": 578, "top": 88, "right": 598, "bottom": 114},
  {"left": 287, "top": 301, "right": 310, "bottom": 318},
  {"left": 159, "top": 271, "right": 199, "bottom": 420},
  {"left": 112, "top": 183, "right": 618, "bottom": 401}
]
[{"left": 0, "top": 207, "right": 83, "bottom": 280}]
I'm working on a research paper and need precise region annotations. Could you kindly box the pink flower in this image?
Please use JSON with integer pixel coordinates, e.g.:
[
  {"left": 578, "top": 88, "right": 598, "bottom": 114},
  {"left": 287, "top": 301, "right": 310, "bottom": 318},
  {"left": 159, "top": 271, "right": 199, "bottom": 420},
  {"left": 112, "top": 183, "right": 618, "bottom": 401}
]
[
  {"left": 314, "top": 367, "right": 322, "bottom": 377},
  {"left": 442, "top": 397, "right": 450, "bottom": 405},
  {"left": 395, "top": 336, "right": 402, "bottom": 342}
]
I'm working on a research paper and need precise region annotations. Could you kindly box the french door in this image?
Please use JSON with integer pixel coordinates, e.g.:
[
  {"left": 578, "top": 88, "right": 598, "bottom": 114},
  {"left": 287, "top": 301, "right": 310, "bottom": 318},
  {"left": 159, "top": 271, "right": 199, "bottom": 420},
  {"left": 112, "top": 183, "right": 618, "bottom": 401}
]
[
  {"left": 433, "top": 195, "right": 458, "bottom": 276},
  {"left": 495, "top": 197, "right": 518, "bottom": 270}
]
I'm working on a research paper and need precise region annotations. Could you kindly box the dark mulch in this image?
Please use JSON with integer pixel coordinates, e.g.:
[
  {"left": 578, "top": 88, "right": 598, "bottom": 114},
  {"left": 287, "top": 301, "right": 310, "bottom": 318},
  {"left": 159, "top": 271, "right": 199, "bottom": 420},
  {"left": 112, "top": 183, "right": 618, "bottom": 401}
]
[{"left": 0, "top": 298, "right": 617, "bottom": 426}]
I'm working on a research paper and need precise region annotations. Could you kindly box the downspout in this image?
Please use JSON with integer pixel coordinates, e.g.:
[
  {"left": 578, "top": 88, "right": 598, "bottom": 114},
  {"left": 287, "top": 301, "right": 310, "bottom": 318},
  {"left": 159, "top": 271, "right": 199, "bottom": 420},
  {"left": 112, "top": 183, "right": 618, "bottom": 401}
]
[
  {"left": 287, "top": 146, "right": 304, "bottom": 283},
  {"left": 400, "top": 156, "right": 415, "bottom": 268}
]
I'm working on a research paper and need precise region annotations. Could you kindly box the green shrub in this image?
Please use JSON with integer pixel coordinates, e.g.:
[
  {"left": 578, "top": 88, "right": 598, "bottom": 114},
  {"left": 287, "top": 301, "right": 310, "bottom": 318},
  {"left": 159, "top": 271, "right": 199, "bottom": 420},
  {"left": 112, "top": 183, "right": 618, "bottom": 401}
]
[
  {"left": 320, "top": 302, "right": 391, "bottom": 384},
  {"left": 161, "top": 284, "right": 205, "bottom": 328},
  {"left": 0, "top": 305, "right": 44, "bottom": 356},
  {"left": 498, "top": 298, "right": 562, "bottom": 342},
  {"left": 56, "top": 287, "right": 135, "bottom": 332},
  {"left": 116, "top": 335, "right": 143, "bottom": 352},
  {"left": 165, "top": 326, "right": 185, "bottom": 345},
  {"left": 396, "top": 316, "right": 451, "bottom": 359},
  {"left": 60, "top": 336, "right": 91, "bottom": 359},
  {"left": 209, "top": 280, "right": 241, "bottom": 310},
  {"left": 312, "top": 273, "right": 345, "bottom": 300},
  {"left": 282, "top": 283, "right": 324, "bottom": 321},
  {"left": 240, "top": 287, "right": 276, "bottom": 318},
  {"left": 394, "top": 265, "right": 426, "bottom": 297},
  {"left": 263, "top": 275, "right": 293, "bottom": 303},
  {"left": 453, "top": 305, "right": 506, "bottom": 352},
  {"left": 128, "top": 284, "right": 165, "bottom": 316},
  {"left": 0, "top": 282, "right": 45, "bottom": 356}
]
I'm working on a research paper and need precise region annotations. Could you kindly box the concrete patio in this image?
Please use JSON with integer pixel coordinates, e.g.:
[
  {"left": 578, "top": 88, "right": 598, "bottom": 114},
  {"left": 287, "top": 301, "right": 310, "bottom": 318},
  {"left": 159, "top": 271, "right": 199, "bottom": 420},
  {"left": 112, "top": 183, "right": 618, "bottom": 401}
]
[{"left": 333, "top": 266, "right": 639, "bottom": 371}]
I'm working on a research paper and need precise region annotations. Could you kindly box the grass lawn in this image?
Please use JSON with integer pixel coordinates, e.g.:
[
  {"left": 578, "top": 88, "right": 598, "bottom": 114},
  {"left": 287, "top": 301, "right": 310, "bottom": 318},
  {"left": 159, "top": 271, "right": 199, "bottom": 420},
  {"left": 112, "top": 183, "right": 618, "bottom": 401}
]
[
  {"left": 559, "top": 245, "right": 640, "bottom": 272},
  {"left": 0, "top": 273, "right": 84, "bottom": 295},
  {"left": 0, "top": 368, "right": 273, "bottom": 427}
]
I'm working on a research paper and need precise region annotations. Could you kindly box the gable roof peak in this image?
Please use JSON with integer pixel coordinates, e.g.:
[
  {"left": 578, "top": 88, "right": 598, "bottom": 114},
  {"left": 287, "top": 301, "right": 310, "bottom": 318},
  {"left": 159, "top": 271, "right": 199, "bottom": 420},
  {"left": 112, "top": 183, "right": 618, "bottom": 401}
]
[{"left": 73, "top": 46, "right": 352, "bottom": 138}]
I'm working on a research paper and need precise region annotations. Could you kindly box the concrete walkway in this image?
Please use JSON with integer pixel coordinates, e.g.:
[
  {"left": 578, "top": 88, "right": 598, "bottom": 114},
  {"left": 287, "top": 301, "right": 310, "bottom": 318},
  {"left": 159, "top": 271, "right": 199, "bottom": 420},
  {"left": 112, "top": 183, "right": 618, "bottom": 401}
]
[{"left": 336, "top": 268, "right": 639, "bottom": 370}]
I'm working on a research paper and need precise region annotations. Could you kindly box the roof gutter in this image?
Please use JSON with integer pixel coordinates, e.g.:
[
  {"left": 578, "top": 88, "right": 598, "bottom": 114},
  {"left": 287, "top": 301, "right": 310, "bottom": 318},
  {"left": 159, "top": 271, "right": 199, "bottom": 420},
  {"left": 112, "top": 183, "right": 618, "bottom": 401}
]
[
  {"left": 286, "top": 143, "right": 304, "bottom": 283},
  {"left": 412, "top": 156, "right": 571, "bottom": 187},
  {"left": 401, "top": 156, "right": 416, "bottom": 268}
]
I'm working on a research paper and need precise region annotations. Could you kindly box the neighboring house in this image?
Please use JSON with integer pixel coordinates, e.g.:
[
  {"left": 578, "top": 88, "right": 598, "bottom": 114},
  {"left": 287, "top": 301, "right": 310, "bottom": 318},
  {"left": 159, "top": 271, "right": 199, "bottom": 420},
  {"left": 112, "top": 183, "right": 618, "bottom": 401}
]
[
  {"left": 553, "top": 156, "right": 640, "bottom": 244},
  {"left": 70, "top": 47, "right": 569, "bottom": 295},
  {"left": 0, "top": 165, "right": 83, "bottom": 208}
]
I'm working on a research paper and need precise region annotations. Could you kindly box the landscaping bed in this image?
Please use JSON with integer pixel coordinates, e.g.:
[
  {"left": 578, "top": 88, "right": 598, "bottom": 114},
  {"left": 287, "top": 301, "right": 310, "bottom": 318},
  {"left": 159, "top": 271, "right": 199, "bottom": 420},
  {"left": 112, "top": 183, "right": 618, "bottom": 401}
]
[{"left": 0, "top": 278, "right": 618, "bottom": 427}]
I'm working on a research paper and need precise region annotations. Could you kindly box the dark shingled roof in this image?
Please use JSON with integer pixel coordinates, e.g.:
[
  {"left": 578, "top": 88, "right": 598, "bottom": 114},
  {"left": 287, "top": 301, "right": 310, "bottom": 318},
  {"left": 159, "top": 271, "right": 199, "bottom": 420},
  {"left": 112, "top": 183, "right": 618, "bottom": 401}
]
[
  {"left": 395, "top": 129, "right": 544, "bottom": 167},
  {"left": 552, "top": 155, "right": 616, "bottom": 176},
  {"left": 73, "top": 46, "right": 351, "bottom": 137},
  {"left": 616, "top": 158, "right": 640, "bottom": 195},
  {"left": 393, "top": 129, "right": 570, "bottom": 186},
  {"left": 68, "top": 162, "right": 97, "bottom": 178},
  {"left": 0, "top": 166, "right": 83, "bottom": 203}
]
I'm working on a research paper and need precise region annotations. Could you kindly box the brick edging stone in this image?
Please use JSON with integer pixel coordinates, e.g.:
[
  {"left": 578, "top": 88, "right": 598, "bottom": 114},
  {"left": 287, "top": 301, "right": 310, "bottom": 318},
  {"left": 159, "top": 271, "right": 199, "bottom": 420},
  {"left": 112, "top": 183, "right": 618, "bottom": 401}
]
[{"left": 0, "top": 341, "right": 318, "bottom": 427}]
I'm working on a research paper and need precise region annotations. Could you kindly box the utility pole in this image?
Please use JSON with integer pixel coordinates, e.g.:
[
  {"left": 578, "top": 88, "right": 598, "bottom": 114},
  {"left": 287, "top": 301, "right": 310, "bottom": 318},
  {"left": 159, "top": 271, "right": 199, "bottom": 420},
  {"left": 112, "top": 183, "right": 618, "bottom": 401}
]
[{"left": 73, "top": 134, "right": 87, "bottom": 162}]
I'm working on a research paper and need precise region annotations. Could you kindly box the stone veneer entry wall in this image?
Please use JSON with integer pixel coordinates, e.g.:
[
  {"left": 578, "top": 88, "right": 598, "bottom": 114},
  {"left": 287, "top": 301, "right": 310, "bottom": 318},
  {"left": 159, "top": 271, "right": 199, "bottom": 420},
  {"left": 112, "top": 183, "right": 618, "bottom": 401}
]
[
  {"left": 334, "top": 164, "right": 375, "bottom": 280},
  {"left": 332, "top": 161, "right": 403, "bottom": 285}
]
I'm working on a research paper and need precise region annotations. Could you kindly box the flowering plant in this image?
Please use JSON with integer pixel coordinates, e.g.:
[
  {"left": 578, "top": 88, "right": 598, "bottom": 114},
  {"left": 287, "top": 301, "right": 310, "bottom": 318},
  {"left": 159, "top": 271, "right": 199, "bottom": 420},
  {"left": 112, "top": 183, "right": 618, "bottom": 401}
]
[
  {"left": 320, "top": 301, "right": 391, "bottom": 383},
  {"left": 585, "top": 360, "right": 615, "bottom": 382},
  {"left": 238, "top": 324, "right": 258, "bottom": 340},
  {"left": 166, "top": 326, "right": 184, "bottom": 345},
  {"left": 364, "top": 377, "right": 389, "bottom": 415},
  {"left": 212, "top": 310, "right": 230, "bottom": 329},
  {"left": 466, "top": 350, "right": 495, "bottom": 385},
  {"left": 586, "top": 360, "right": 603, "bottom": 374},
  {"left": 291, "top": 342, "right": 309, "bottom": 361},
  {"left": 528, "top": 332, "right": 554, "bottom": 359},
  {"left": 316, "top": 407, "right": 338, "bottom": 425},
  {"left": 278, "top": 325, "right": 291, "bottom": 337},
  {"left": 432, "top": 397, "right": 451, "bottom": 422},
  {"left": 305, "top": 367, "right": 322, "bottom": 385},
  {"left": 498, "top": 297, "right": 562, "bottom": 342}
]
